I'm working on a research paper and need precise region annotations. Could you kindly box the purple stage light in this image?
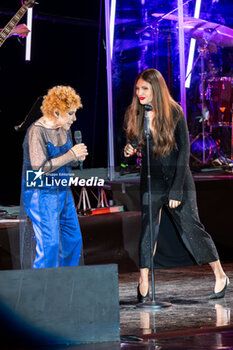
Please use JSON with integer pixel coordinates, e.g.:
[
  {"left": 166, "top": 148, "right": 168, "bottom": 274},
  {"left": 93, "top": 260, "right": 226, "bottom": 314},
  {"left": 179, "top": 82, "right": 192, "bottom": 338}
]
[
  {"left": 25, "top": 7, "right": 33, "bottom": 61},
  {"left": 110, "top": 0, "right": 116, "bottom": 59},
  {"left": 185, "top": 0, "right": 202, "bottom": 88}
]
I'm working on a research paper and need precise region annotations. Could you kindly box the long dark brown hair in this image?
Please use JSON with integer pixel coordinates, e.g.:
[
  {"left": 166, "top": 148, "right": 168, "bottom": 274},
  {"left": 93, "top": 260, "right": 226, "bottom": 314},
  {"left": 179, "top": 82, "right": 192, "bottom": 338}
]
[{"left": 124, "top": 69, "right": 182, "bottom": 157}]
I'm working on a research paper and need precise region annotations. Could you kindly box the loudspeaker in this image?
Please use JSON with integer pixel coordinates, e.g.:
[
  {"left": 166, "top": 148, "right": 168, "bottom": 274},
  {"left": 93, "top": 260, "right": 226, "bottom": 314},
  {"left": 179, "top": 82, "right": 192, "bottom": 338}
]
[{"left": 0, "top": 264, "right": 120, "bottom": 345}]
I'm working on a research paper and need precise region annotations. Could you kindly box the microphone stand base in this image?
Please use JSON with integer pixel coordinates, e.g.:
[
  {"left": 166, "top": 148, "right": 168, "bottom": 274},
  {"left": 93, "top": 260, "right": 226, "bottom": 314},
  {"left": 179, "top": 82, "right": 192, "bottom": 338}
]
[{"left": 136, "top": 300, "right": 172, "bottom": 310}]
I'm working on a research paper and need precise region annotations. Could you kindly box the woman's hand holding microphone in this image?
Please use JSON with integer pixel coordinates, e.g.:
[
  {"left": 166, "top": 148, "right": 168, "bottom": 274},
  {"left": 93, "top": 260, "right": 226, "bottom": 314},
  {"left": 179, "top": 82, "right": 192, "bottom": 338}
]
[
  {"left": 124, "top": 143, "right": 137, "bottom": 157},
  {"left": 70, "top": 143, "right": 88, "bottom": 161}
]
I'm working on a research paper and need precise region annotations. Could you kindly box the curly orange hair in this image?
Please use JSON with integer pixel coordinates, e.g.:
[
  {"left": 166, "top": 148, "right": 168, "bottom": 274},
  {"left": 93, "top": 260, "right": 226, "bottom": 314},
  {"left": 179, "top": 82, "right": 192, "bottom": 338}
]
[{"left": 41, "top": 85, "right": 82, "bottom": 119}]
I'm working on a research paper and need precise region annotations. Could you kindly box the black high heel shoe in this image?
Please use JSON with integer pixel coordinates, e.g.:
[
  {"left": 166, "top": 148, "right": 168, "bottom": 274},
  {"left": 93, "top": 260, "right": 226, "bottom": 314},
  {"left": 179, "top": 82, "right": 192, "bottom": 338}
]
[
  {"left": 137, "top": 284, "right": 150, "bottom": 303},
  {"left": 209, "top": 276, "right": 230, "bottom": 300}
]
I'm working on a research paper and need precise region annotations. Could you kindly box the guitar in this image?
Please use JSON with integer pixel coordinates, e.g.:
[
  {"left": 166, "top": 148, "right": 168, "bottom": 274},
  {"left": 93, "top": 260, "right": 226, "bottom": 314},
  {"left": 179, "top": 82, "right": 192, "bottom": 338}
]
[{"left": 0, "top": 0, "right": 35, "bottom": 47}]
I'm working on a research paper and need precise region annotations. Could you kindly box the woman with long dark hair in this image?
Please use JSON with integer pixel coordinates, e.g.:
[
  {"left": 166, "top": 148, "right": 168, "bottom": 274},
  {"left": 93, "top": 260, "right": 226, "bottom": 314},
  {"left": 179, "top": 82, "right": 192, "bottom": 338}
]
[{"left": 124, "top": 68, "right": 229, "bottom": 302}]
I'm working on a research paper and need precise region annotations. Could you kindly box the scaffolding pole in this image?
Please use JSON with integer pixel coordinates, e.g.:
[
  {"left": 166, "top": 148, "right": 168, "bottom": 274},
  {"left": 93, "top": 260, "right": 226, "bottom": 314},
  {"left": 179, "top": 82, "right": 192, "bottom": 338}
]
[{"left": 105, "top": 0, "right": 115, "bottom": 180}]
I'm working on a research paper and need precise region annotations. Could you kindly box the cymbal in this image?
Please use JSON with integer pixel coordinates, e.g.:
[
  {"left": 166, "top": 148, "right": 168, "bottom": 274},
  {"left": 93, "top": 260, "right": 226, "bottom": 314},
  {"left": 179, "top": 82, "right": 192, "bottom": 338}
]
[
  {"left": 152, "top": 13, "right": 233, "bottom": 47},
  {"left": 152, "top": 13, "right": 198, "bottom": 22},
  {"left": 152, "top": 13, "right": 179, "bottom": 21},
  {"left": 184, "top": 20, "right": 233, "bottom": 48}
]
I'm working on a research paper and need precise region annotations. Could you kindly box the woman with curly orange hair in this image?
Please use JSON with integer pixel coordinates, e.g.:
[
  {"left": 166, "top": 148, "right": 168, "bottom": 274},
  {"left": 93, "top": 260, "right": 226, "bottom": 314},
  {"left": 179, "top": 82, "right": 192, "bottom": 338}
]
[
  {"left": 20, "top": 85, "right": 88, "bottom": 269},
  {"left": 124, "top": 69, "right": 229, "bottom": 302}
]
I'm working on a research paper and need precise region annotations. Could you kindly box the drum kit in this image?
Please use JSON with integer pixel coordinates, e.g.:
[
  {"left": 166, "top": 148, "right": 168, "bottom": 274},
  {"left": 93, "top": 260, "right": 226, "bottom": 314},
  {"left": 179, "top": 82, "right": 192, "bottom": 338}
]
[{"left": 151, "top": 12, "right": 233, "bottom": 166}]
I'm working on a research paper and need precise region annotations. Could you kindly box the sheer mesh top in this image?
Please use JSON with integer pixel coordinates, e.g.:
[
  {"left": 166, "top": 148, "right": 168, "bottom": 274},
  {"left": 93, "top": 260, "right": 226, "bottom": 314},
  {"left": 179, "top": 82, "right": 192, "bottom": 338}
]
[{"left": 27, "top": 121, "right": 75, "bottom": 172}]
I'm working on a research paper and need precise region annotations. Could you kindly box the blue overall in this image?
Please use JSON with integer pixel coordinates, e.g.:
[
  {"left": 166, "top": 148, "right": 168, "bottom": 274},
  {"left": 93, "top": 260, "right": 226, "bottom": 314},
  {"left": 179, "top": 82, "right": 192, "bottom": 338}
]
[{"left": 23, "top": 138, "right": 82, "bottom": 269}]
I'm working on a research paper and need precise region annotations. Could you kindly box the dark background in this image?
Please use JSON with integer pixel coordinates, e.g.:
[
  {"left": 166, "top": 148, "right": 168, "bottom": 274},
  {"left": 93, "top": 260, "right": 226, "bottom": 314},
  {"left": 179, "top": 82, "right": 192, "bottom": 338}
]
[{"left": 0, "top": 0, "right": 108, "bottom": 205}]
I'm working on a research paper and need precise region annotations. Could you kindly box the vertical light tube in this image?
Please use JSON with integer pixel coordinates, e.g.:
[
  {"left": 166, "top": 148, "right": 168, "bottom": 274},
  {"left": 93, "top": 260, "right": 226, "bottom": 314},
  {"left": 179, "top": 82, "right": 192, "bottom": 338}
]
[
  {"left": 185, "top": 0, "right": 202, "bottom": 87},
  {"left": 105, "top": 0, "right": 115, "bottom": 180},
  {"left": 25, "top": 7, "right": 33, "bottom": 61},
  {"left": 178, "top": 0, "right": 187, "bottom": 117},
  {"left": 110, "top": 0, "right": 116, "bottom": 59}
]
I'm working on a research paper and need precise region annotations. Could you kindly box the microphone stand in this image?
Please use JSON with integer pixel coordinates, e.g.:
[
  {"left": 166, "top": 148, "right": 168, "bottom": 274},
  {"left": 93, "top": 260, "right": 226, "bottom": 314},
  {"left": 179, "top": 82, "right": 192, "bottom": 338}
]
[
  {"left": 14, "top": 96, "right": 43, "bottom": 132},
  {"left": 137, "top": 105, "right": 171, "bottom": 310}
]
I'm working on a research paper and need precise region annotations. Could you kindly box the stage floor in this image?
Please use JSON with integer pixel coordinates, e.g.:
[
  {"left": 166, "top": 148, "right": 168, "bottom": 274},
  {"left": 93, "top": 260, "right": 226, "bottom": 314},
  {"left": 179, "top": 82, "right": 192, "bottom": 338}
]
[
  {"left": 117, "top": 263, "right": 233, "bottom": 350},
  {"left": 66, "top": 263, "right": 233, "bottom": 349},
  {"left": 119, "top": 264, "right": 233, "bottom": 337},
  {"left": 118, "top": 264, "right": 233, "bottom": 350}
]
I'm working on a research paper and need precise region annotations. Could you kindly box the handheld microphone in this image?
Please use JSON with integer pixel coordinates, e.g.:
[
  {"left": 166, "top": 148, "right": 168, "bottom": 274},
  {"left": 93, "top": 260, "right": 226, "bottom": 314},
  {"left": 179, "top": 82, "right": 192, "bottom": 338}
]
[
  {"left": 74, "top": 130, "right": 83, "bottom": 170},
  {"left": 121, "top": 139, "right": 138, "bottom": 168},
  {"left": 144, "top": 105, "right": 153, "bottom": 111}
]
